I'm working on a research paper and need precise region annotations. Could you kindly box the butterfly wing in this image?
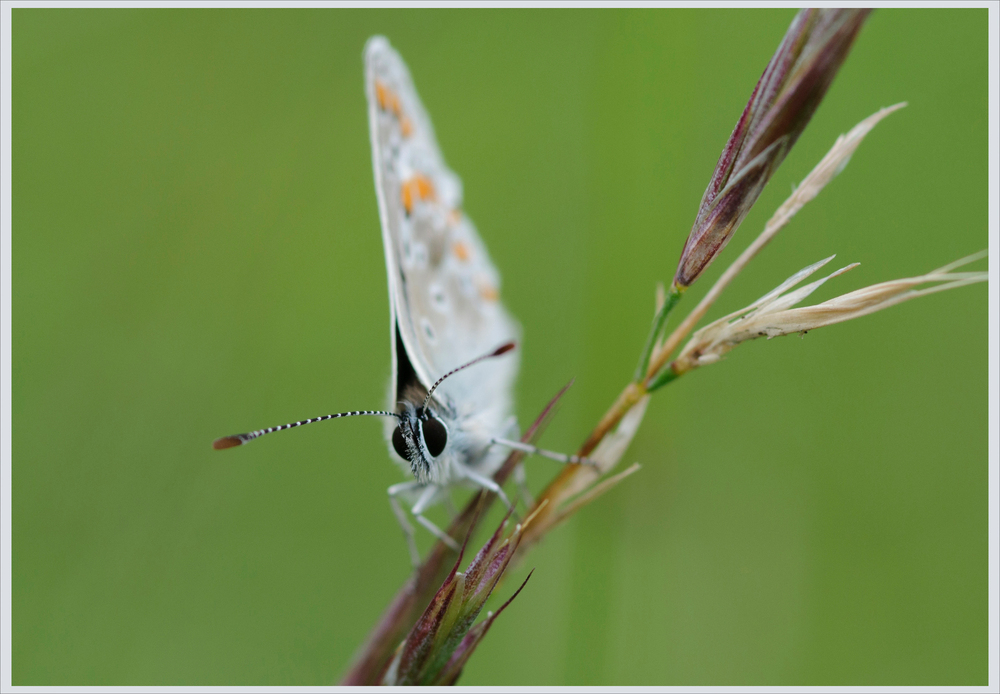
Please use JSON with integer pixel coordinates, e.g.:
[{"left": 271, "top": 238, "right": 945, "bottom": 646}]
[{"left": 364, "top": 37, "right": 520, "bottom": 415}]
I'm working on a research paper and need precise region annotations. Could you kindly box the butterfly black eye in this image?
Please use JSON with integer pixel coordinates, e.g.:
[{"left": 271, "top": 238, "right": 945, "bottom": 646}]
[
  {"left": 421, "top": 416, "right": 447, "bottom": 458},
  {"left": 392, "top": 425, "right": 412, "bottom": 462}
]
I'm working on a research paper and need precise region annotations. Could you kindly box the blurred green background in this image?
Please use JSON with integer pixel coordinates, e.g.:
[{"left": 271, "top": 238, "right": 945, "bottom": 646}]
[{"left": 12, "top": 8, "right": 988, "bottom": 686}]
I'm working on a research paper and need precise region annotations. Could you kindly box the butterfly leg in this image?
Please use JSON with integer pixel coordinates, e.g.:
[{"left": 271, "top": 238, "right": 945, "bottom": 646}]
[
  {"left": 461, "top": 467, "right": 513, "bottom": 511},
  {"left": 409, "top": 485, "right": 461, "bottom": 552},
  {"left": 491, "top": 437, "right": 598, "bottom": 466},
  {"left": 497, "top": 417, "right": 534, "bottom": 508},
  {"left": 388, "top": 481, "right": 422, "bottom": 567}
]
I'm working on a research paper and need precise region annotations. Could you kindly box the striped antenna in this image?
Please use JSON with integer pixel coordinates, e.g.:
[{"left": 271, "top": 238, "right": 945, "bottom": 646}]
[
  {"left": 422, "top": 341, "right": 516, "bottom": 410},
  {"left": 213, "top": 410, "right": 400, "bottom": 450}
]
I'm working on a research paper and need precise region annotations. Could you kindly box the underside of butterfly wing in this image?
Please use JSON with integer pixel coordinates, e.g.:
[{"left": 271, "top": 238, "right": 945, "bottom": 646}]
[{"left": 364, "top": 37, "right": 520, "bottom": 419}]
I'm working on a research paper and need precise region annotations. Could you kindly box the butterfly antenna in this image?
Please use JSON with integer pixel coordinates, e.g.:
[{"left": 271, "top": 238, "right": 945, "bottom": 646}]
[
  {"left": 422, "top": 342, "right": 516, "bottom": 409},
  {"left": 213, "top": 410, "right": 400, "bottom": 450}
]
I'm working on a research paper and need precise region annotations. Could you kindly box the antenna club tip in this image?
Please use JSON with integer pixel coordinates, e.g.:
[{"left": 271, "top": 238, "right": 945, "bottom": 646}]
[
  {"left": 213, "top": 436, "right": 243, "bottom": 450},
  {"left": 494, "top": 342, "right": 516, "bottom": 356}
]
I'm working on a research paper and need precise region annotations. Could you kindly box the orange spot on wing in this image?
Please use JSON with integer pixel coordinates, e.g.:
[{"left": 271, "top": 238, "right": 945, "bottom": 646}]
[
  {"left": 375, "top": 80, "right": 412, "bottom": 137},
  {"left": 375, "top": 80, "right": 394, "bottom": 111},
  {"left": 415, "top": 176, "right": 433, "bottom": 199},
  {"left": 447, "top": 209, "right": 461, "bottom": 226},
  {"left": 452, "top": 241, "right": 470, "bottom": 261},
  {"left": 401, "top": 175, "right": 436, "bottom": 215},
  {"left": 480, "top": 285, "right": 499, "bottom": 302}
]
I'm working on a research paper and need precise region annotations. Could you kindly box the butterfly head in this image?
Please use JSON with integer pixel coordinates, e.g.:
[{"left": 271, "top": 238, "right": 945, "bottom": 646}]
[
  {"left": 390, "top": 341, "right": 515, "bottom": 481},
  {"left": 391, "top": 401, "right": 449, "bottom": 482}
]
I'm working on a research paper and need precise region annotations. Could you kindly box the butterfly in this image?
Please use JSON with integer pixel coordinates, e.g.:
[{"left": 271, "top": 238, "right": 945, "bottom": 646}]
[{"left": 215, "top": 36, "right": 589, "bottom": 565}]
